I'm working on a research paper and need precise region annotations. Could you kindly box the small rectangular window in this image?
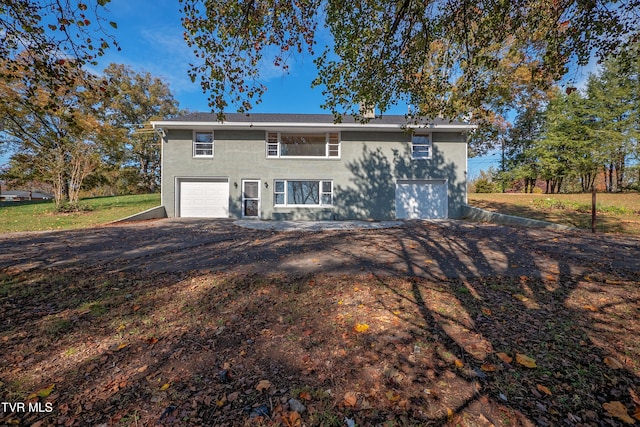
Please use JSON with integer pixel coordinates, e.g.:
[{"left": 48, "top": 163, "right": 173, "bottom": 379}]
[
  {"left": 267, "top": 132, "right": 278, "bottom": 157},
  {"left": 321, "top": 181, "right": 333, "bottom": 205},
  {"left": 274, "top": 180, "right": 285, "bottom": 205},
  {"left": 328, "top": 133, "right": 340, "bottom": 157},
  {"left": 194, "top": 132, "right": 214, "bottom": 157},
  {"left": 412, "top": 135, "right": 431, "bottom": 159}
]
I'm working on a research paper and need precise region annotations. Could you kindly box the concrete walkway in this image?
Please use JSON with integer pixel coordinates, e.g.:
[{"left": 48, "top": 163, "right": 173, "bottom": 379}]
[{"left": 233, "top": 219, "right": 404, "bottom": 231}]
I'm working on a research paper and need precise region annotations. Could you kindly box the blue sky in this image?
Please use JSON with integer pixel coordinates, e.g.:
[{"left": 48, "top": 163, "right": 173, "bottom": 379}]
[
  {"left": 91, "top": 0, "right": 337, "bottom": 114},
  {"left": 1, "top": 2, "right": 598, "bottom": 175}
]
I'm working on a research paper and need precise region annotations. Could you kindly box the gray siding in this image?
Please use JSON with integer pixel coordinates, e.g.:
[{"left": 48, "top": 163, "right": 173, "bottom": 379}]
[{"left": 162, "top": 129, "right": 467, "bottom": 219}]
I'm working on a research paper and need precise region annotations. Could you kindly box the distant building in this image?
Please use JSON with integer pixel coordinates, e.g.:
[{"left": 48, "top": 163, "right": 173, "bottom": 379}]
[{"left": 0, "top": 190, "right": 53, "bottom": 202}]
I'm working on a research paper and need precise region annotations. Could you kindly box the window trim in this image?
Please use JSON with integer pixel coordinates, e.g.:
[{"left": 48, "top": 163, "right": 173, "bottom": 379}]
[
  {"left": 411, "top": 134, "right": 432, "bottom": 160},
  {"left": 266, "top": 132, "right": 341, "bottom": 159},
  {"left": 193, "top": 130, "right": 214, "bottom": 158},
  {"left": 273, "top": 179, "right": 334, "bottom": 207}
]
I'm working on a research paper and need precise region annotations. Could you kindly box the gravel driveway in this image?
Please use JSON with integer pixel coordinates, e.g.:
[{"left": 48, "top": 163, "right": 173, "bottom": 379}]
[{"left": 2, "top": 218, "right": 638, "bottom": 280}]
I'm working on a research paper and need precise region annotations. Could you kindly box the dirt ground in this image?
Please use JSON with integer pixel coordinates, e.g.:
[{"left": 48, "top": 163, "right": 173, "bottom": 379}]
[
  {"left": 1, "top": 219, "right": 639, "bottom": 426},
  {"left": 2, "top": 218, "right": 639, "bottom": 279}
]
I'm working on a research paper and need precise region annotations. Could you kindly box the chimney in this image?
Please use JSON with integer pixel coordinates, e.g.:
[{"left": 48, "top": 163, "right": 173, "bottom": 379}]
[{"left": 358, "top": 103, "right": 376, "bottom": 119}]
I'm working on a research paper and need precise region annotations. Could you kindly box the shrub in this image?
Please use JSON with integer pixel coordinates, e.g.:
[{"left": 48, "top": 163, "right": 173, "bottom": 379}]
[
  {"left": 55, "top": 202, "right": 94, "bottom": 213},
  {"left": 474, "top": 178, "right": 497, "bottom": 193}
]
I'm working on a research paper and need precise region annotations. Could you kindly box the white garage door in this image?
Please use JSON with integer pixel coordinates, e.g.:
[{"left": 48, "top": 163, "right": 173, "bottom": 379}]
[
  {"left": 395, "top": 179, "right": 448, "bottom": 219},
  {"left": 179, "top": 179, "right": 229, "bottom": 218}
]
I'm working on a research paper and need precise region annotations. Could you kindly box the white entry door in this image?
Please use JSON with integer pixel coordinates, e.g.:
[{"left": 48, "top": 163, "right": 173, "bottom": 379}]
[
  {"left": 242, "top": 180, "right": 260, "bottom": 218},
  {"left": 179, "top": 179, "right": 229, "bottom": 218},
  {"left": 395, "top": 179, "right": 448, "bottom": 219}
]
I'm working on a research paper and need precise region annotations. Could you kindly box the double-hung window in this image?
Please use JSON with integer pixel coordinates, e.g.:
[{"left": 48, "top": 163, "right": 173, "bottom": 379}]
[
  {"left": 274, "top": 180, "right": 333, "bottom": 207},
  {"left": 411, "top": 134, "right": 431, "bottom": 159},
  {"left": 193, "top": 131, "right": 214, "bottom": 157},
  {"left": 266, "top": 132, "right": 340, "bottom": 158}
]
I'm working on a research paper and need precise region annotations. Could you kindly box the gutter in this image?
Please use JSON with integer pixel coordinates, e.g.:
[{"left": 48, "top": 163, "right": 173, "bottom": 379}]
[{"left": 150, "top": 120, "right": 477, "bottom": 133}]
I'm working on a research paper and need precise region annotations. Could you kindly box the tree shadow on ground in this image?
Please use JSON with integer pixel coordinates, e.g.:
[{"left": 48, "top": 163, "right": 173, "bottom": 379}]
[{"left": 1, "top": 217, "right": 639, "bottom": 425}]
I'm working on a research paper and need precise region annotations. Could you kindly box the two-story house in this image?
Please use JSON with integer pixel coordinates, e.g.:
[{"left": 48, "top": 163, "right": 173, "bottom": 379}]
[{"left": 150, "top": 113, "right": 473, "bottom": 221}]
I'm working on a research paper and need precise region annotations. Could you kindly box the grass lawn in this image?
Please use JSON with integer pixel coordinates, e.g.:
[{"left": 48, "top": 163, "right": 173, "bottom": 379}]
[
  {"left": 469, "top": 192, "right": 640, "bottom": 235},
  {"left": 0, "top": 193, "right": 161, "bottom": 233}
]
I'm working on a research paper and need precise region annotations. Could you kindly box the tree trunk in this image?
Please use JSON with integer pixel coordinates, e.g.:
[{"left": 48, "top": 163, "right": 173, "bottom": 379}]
[
  {"left": 529, "top": 178, "right": 537, "bottom": 193},
  {"left": 616, "top": 156, "right": 625, "bottom": 192}
]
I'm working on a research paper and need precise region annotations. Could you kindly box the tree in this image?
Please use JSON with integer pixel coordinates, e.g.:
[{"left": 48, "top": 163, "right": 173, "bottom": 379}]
[
  {"left": 532, "top": 89, "right": 594, "bottom": 194},
  {"left": 0, "top": 1, "right": 118, "bottom": 98},
  {"left": 179, "top": 0, "right": 639, "bottom": 133},
  {"left": 585, "top": 45, "right": 640, "bottom": 192},
  {"left": 0, "top": 55, "right": 119, "bottom": 208},
  {"left": 504, "top": 104, "right": 547, "bottom": 193},
  {"left": 99, "top": 64, "right": 181, "bottom": 193}
]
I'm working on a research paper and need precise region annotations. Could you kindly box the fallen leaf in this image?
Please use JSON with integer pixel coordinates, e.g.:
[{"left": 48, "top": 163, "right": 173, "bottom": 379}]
[
  {"left": 516, "top": 353, "right": 537, "bottom": 368},
  {"left": 115, "top": 343, "right": 127, "bottom": 351},
  {"left": 481, "top": 307, "right": 492, "bottom": 316},
  {"left": 28, "top": 384, "right": 55, "bottom": 399},
  {"left": 497, "top": 352, "right": 513, "bottom": 364},
  {"left": 146, "top": 337, "right": 158, "bottom": 344},
  {"left": 354, "top": 323, "right": 369, "bottom": 333},
  {"left": 343, "top": 391, "right": 357, "bottom": 407},
  {"left": 583, "top": 305, "right": 598, "bottom": 312},
  {"left": 159, "top": 383, "right": 170, "bottom": 391},
  {"left": 454, "top": 359, "right": 464, "bottom": 368},
  {"left": 447, "top": 408, "right": 454, "bottom": 422},
  {"left": 481, "top": 364, "right": 497, "bottom": 372},
  {"left": 632, "top": 407, "right": 640, "bottom": 422},
  {"left": 604, "top": 356, "right": 624, "bottom": 370},
  {"left": 137, "top": 365, "right": 148, "bottom": 373},
  {"left": 256, "top": 379, "right": 271, "bottom": 392},
  {"left": 386, "top": 390, "right": 401, "bottom": 402},
  {"left": 603, "top": 401, "right": 635, "bottom": 424},
  {"left": 299, "top": 391, "right": 312, "bottom": 401},
  {"left": 537, "top": 384, "right": 552, "bottom": 396},
  {"left": 284, "top": 411, "right": 301, "bottom": 427},
  {"left": 133, "top": 305, "right": 141, "bottom": 311}
]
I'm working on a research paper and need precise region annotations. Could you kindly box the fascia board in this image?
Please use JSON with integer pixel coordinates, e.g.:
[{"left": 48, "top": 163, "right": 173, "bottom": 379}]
[{"left": 151, "top": 120, "right": 476, "bottom": 132}]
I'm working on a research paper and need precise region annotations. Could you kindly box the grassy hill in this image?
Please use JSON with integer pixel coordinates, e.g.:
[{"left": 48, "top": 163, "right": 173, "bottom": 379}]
[
  {"left": 469, "top": 192, "right": 640, "bottom": 235},
  {"left": 0, "top": 194, "right": 161, "bottom": 233}
]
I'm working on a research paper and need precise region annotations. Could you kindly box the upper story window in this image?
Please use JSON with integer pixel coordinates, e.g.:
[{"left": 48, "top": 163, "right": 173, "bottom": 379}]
[
  {"left": 193, "top": 131, "right": 214, "bottom": 157},
  {"left": 266, "top": 132, "right": 340, "bottom": 158},
  {"left": 412, "top": 134, "right": 431, "bottom": 159}
]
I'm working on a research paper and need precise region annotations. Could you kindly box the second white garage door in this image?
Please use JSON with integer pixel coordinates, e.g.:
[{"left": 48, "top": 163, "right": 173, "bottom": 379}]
[
  {"left": 179, "top": 179, "right": 229, "bottom": 218},
  {"left": 395, "top": 179, "right": 448, "bottom": 219}
]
